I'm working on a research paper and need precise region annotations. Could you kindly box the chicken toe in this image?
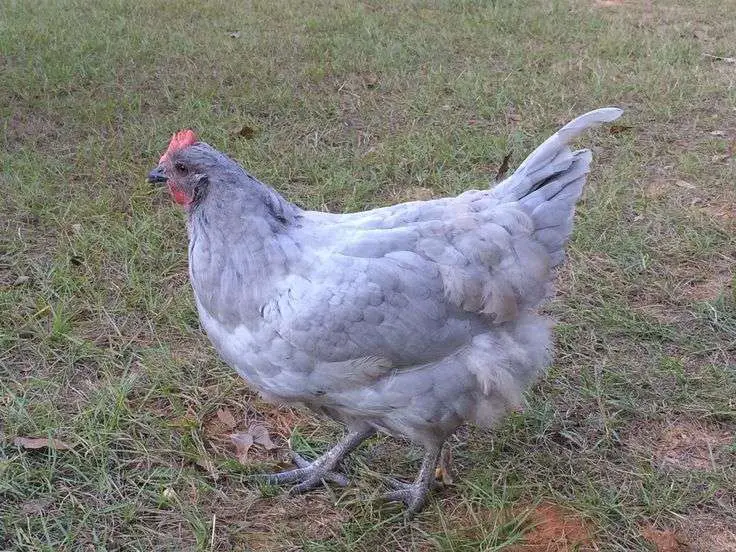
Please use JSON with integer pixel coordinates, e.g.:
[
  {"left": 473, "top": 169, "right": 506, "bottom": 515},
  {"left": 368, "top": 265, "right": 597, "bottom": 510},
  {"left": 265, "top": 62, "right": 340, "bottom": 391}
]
[
  {"left": 266, "top": 453, "right": 350, "bottom": 491},
  {"left": 381, "top": 445, "right": 442, "bottom": 517},
  {"left": 262, "top": 428, "right": 375, "bottom": 493},
  {"left": 382, "top": 482, "right": 432, "bottom": 518}
]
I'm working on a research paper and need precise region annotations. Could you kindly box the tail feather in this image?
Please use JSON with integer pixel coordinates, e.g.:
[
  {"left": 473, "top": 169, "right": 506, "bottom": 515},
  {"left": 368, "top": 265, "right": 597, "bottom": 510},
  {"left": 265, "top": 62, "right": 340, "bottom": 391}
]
[{"left": 492, "top": 107, "right": 622, "bottom": 266}]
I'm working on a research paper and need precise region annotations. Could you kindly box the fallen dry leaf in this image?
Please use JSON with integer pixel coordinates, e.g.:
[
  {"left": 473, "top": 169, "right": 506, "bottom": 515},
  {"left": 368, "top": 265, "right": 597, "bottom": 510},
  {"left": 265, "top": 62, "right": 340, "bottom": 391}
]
[
  {"left": 12, "top": 275, "right": 30, "bottom": 286},
  {"left": 14, "top": 437, "right": 73, "bottom": 450},
  {"left": 231, "top": 431, "right": 254, "bottom": 463},
  {"left": 230, "top": 424, "right": 278, "bottom": 464},
  {"left": 494, "top": 152, "right": 512, "bottom": 183},
  {"left": 236, "top": 124, "right": 256, "bottom": 139},
  {"left": 363, "top": 73, "right": 379, "bottom": 89},
  {"left": 249, "top": 424, "right": 277, "bottom": 450},
  {"left": 609, "top": 123, "right": 632, "bottom": 134},
  {"left": 435, "top": 446, "right": 454, "bottom": 485},
  {"left": 216, "top": 408, "right": 237, "bottom": 430}
]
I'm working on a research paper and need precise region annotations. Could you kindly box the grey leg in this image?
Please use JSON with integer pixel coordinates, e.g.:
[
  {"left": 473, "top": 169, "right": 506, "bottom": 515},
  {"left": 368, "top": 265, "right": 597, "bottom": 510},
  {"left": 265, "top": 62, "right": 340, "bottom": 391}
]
[
  {"left": 382, "top": 444, "right": 442, "bottom": 517},
  {"left": 264, "top": 428, "right": 376, "bottom": 494}
]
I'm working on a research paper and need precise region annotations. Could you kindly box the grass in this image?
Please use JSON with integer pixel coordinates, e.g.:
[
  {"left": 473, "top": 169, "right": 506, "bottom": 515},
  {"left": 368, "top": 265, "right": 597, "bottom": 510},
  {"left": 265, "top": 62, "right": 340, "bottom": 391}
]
[{"left": 1, "top": 0, "right": 735, "bottom": 550}]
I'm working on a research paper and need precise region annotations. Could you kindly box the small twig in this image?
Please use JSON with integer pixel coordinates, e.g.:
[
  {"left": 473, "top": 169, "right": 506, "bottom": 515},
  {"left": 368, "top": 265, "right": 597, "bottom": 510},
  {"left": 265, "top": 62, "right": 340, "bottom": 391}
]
[
  {"left": 210, "top": 513, "right": 216, "bottom": 552},
  {"left": 703, "top": 53, "right": 736, "bottom": 64},
  {"left": 493, "top": 152, "right": 513, "bottom": 183}
]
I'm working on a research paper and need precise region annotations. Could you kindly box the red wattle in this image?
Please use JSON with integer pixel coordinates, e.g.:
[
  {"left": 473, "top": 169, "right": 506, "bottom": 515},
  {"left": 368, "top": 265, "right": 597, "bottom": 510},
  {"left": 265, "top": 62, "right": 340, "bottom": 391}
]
[{"left": 168, "top": 183, "right": 192, "bottom": 206}]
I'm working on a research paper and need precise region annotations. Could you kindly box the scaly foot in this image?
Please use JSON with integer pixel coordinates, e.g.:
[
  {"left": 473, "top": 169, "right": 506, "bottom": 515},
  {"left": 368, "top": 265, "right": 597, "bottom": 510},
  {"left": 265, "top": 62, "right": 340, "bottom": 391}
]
[
  {"left": 382, "top": 479, "right": 432, "bottom": 516},
  {"left": 266, "top": 452, "right": 350, "bottom": 493},
  {"left": 380, "top": 444, "right": 443, "bottom": 518},
  {"left": 260, "top": 428, "right": 375, "bottom": 494}
]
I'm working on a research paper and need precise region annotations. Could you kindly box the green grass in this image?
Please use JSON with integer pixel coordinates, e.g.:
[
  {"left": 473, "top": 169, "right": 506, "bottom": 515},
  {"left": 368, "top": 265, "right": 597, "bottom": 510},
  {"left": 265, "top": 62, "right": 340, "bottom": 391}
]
[{"left": 1, "top": 0, "right": 735, "bottom": 550}]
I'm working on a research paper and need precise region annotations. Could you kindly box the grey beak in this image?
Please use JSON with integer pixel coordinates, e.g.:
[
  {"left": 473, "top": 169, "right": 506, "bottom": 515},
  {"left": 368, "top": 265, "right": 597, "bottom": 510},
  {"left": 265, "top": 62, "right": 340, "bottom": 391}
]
[{"left": 147, "top": 165, "right": 168, "bottom": 184}]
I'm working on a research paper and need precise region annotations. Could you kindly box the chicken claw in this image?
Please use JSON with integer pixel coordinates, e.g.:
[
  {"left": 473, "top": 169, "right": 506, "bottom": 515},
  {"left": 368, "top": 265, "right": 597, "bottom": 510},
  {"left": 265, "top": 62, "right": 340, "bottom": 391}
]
[
  {"left": 263, "top": 429, "right": 375, "bottom": 494},
  {"left": 266, "top": 452, "right": 350, "bottom": 492},
  {"left": 382, "top": 482, "right": 432, "bottom": 518},
  {"left": 381, "top": 445, "right": 441, "bottom": 518}
]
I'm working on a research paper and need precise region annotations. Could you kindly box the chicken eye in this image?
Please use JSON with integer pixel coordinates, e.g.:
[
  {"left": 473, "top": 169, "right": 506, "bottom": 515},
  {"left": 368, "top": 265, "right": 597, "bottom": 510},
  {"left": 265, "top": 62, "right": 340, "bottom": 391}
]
[{"left": 175, "top": 162, "right": 188, "bottom": 175}]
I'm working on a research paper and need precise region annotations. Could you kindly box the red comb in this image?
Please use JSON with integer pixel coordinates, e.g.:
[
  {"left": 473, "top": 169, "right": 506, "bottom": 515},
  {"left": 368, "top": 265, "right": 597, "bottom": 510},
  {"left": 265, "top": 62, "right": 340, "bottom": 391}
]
[{"left": 160, "top": 129, "right": 198, "bottom": 163}]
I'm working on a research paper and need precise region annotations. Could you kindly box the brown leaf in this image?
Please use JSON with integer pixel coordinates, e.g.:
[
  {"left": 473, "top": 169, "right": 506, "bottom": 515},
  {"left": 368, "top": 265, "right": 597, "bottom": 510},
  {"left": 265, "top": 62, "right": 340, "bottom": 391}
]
[
  {"left": 14, "top": 437, "right": 72, "bottom": 450},
  {"left": 506, "top": 109, "right": 521, "bottom": 125},
  {"left": 216, "top": 408, "right": 237, "bottom": 430},
  {"left": 434, "top": 446, "right": 454, "bottom": 485},
  {"left": 12, "top": 275, "right": 30, "bottom": 286},
  {"left": 236, "top": 124, "right": 256, "bottom": 139},
  {"left": 230, "top": 431, "right": 254, "bottom": 464},
  {"left": 609, "top": 123, "right": 632, "bottom": 134},
  {"left": 494, "top": 152, "right": 512, "bottom": 183},
  {"left": 249, "top": 424, "right": 277, "bottom": 450},
  {"left": 229, "top": 424, "right": 277, "bottom": 464},
  {"left": 363, "top": 74, "right": 379, "bottom": 89}
]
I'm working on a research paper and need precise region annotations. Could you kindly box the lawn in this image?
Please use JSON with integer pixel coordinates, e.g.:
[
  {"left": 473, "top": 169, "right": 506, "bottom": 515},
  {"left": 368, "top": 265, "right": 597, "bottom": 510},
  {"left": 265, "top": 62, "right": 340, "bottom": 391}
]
[{"left": 1, "top": 0, "right": 735, "bottom": 550}]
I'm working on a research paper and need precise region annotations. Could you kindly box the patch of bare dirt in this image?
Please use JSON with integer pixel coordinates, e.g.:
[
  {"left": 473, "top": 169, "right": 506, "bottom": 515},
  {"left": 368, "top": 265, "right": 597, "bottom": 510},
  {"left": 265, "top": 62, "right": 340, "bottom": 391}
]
[
  {"left": 681, "top": 268, "right": 733, "bottom": 302},
  {"left": 645, "top": 255, "right": 735, "bottom": 309},
  {"left": 507, "top": 503, "right": 595, "bottom": 552},
  {"left": 3, "top": 108, "right": 67, "bottom": 152},
  {"left": 632, "top": 421, "right": 734, "bottom": 471},
  {"left": 689, "top": 188, "right": 735, "bottom": 231},
  {"left": 430, "top": 500, "right": 596, "bottom": 551},
  {"left": 391, "top": 185, "right": 436, "bottom": 203},
  {"left": 697, "top": 202, "right": 736, "bottom": 227},
  {"left": 680, "top": 515, "right": 736, "bottom": 552},
  {"left": 644, "top": 178, "right": 694, "bottom": 202},
  {"left": 636, "top": 303, "right": 686, "bottom": 325},
  {"left": 641, "top": 525, "right": 688, "bottom": 552}
]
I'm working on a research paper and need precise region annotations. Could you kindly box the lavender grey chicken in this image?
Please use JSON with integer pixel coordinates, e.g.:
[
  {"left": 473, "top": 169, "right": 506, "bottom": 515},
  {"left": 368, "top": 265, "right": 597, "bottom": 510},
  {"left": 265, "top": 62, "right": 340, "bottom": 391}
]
[{"left": 149, "top": 108, "right": 622, "bottom": 515}]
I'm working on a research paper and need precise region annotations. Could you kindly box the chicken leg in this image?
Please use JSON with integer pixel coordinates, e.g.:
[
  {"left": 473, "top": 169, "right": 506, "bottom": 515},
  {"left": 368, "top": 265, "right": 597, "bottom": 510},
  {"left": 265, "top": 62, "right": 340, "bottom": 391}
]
[
  {"left": 265, "top": 428, "right": 376, "bottom": 494},
  {"left": 382, "top": 444, "right": 441, "bottom": 517}
]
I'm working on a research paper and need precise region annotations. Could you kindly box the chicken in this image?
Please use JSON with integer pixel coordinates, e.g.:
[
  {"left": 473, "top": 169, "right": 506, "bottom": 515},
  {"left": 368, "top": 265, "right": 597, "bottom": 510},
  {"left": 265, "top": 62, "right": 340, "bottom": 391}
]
[{"left": 148, "top": 107, "right": 622, "bottom": 515}]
